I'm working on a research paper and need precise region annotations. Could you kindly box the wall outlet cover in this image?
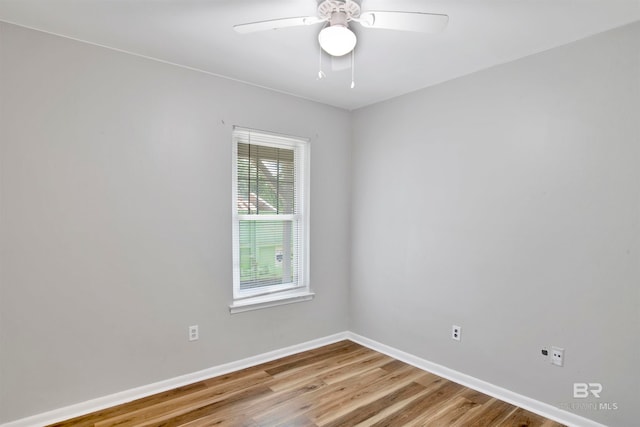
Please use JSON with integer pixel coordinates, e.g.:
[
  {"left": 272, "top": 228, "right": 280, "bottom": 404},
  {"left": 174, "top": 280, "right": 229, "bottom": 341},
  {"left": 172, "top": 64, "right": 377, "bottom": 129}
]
[
  {"left": 452, "top": 325, "right": 461, "bottom": 341},
  {"left": 189, "top": 325, "right": 199, "bottom": 341},
  {"left": 551, "top": 346, "right": 564, "bottom": 366}
]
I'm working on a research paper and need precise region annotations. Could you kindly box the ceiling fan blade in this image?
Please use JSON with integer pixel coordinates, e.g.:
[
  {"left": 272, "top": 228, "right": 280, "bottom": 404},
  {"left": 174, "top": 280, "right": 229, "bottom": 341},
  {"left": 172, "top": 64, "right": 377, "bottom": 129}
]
[
  {"left": 234, "top": 16, "right": 324, "bottom": 34},
  {"left": 358, "top": 11, "right": 449, "bottom": 33}
]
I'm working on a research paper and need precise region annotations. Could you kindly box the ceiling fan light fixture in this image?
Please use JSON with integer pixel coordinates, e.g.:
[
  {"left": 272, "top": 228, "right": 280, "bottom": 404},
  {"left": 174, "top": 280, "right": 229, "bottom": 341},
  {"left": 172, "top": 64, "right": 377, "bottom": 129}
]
[{"left": 318, "top": 24, "right": 357, "bottom": 57}]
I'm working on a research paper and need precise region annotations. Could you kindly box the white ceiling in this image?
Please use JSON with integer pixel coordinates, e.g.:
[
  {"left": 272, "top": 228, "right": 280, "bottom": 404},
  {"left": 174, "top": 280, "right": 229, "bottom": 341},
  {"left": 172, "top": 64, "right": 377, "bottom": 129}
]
[{"left": 0, "top": 0, "right": 638, "bottom": 110}]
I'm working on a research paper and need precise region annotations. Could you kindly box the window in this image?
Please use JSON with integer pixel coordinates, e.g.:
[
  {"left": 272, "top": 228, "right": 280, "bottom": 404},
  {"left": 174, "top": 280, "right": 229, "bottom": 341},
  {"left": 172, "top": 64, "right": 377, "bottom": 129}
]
[{"left": 230, "top": 127, "right": 312, "bottom": 313}]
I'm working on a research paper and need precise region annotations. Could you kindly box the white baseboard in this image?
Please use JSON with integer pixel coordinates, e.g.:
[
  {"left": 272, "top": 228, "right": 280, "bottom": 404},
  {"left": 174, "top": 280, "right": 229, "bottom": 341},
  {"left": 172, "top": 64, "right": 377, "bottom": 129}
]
[
  {"left": 346, "top": 332, "right": 606, "bottom": 427},
  {"left": 0, "top": 332, "right": 349, "bottom": 427},
  {"left": 2, "top": 331, "right": 605, "bottom": 427}
]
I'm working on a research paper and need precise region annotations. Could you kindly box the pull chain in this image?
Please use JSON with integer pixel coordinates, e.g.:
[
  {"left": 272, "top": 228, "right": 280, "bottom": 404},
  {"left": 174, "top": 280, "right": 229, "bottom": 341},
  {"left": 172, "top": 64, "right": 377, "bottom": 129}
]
[
  {"left": 317, "top": 44, "right": 326, "bottom": 80},
  {"left": 350, "top": 49, "right": 355, "bottom": 89}
]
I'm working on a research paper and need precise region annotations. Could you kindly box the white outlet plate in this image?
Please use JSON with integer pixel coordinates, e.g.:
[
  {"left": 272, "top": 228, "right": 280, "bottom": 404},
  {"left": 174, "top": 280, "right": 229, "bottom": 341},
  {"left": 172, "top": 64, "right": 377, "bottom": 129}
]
[
  {"left": 551, "top": 346, "right": 564, "bottom": 366},
  {"left": 189, "top": 325, "right": 199, "bottom": 341},
  {"left": 452, "top": 325, "right": 461, "bottom": 341}
]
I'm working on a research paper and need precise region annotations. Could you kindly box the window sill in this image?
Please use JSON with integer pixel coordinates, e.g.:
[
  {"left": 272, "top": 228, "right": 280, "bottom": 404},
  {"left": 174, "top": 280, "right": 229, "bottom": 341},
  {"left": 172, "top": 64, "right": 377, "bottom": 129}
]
[{"left": 229, "top": 290, "right": 315, "bottom": 314}]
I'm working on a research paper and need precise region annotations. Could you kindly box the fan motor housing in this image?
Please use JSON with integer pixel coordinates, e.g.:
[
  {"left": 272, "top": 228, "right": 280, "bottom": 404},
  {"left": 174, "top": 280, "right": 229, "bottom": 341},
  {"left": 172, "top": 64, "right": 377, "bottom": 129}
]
[{"left": 317, "top": 0, "right": 361, "bottom": 21}]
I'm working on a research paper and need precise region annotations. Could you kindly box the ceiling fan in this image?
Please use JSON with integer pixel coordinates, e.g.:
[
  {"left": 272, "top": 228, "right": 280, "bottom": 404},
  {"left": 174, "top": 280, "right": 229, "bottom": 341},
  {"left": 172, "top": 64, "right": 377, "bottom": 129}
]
[{"left": 233, "top": 0, "right": 449, "bottom": 57}]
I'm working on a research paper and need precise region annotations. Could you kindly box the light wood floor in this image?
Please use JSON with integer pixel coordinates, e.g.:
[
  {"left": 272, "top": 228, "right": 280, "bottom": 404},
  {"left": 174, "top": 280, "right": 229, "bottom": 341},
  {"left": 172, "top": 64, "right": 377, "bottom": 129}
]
[{"left": 50, "top": 340, "right": 565, "bottom": 426}]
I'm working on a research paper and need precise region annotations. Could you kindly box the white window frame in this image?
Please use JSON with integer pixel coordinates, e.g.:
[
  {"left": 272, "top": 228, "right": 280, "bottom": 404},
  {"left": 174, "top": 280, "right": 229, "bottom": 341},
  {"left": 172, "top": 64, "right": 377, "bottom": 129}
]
[{"left": 230, "top": 127, "right": 312, "bottom": 313}]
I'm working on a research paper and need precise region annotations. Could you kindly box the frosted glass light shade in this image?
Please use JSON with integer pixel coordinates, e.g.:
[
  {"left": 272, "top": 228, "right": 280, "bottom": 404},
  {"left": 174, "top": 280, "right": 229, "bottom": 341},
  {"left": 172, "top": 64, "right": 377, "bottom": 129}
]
[{"left": 318, "top": 25, "right": 356, "bottom": 57}]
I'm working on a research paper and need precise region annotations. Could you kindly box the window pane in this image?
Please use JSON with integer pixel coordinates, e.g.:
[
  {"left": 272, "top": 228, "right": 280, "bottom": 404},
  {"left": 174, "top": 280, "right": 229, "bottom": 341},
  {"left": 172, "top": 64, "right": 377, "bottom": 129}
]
[
  {"left": 237, "top": 143, "right": 295, "bottom": 215},
  {"left": 239, "top": 220, "right": 296, "bottom": 290}
]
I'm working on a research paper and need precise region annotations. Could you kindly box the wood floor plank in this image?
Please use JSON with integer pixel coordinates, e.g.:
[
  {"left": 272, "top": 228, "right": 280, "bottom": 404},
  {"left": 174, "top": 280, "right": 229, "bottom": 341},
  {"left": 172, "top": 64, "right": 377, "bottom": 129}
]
[
  {"left": 320, "top": 381, "right": 427, "bottom": 427},
  {"left": 251, "top": 367, "right": 391, "bottom": 426},
  {"left": 269, "top": 343, "right": 372, "bottom": 383},
  {"left": 93, "top": 371, "right": 271, "bottom": 427},
  {"left": 138, "top": 385, "right": 273, "bottom": 427},
  {"left": 263, "top": 341, "right": 360, "bottom": 376},
  {"left": 267, "top": 346, "right": 387, "bottom": 392},
  {"left": 314, "top": 351, "right": 394, "bottom": 386},
  {"left": 352, "top": 387, "right": 433, "bottom": 427},
  {"left": 230, "top": 340, "right": 357, "bottom": 381},
  {"left": 368, "top": 380, "right": 465, "bottom": 426},
  {"left": 241, "top": 378, "right": 327, "bottom": 421},
  {"left": 50, "top": 340, "right": 566, "bottom": 427},
  {"left": 497, "top": 407, "right": 566, "bottom": 427},
  {"left": 459, "top": 386, "right": 494, "bottom": 405},
  {"left": 312, "top": 361, "right": 436, "bottom": 423},
  {"left": 311, "top": 364, "right": 427, "bottom": 425},
  {"left": 47, "top": 382, "right": 210, "bottom": 427},
  {"left": 415, "top": 395, "right": 479, "bottom": 426},
  {"left": 452, "top": 397, "right": 519, "bottom": 427}
]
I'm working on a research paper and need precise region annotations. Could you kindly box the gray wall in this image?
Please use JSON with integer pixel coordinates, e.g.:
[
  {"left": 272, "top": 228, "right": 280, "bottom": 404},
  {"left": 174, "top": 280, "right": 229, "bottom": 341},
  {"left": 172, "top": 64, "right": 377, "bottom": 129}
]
[
  {"left": 350, "top": 22, "right": 639, "bottom": 427},
  {"left": 0, "top": 22, "right": 351, "bottom": 422}
]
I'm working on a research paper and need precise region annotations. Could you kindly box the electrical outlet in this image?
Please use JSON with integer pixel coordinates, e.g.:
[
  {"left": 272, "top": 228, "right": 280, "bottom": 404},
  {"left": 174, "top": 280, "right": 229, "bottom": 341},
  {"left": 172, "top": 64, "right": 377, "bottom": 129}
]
[
  {"left": 551, "top": 346, "right": 564, "bottom": 366},
  {"left": 189, "top": 325, "right": 199, "bottom": 341},
  {"left": 452, "top": 325, "right": 461, "bottom": 341}
]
